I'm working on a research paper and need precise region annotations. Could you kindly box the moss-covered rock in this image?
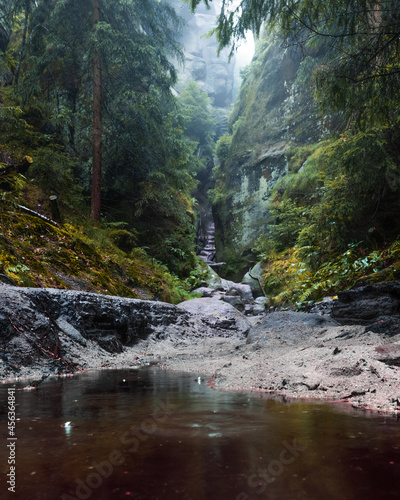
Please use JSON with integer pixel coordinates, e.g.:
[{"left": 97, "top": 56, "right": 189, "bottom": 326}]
[
  {"left": 109, "top": 229, "right": 137, "bottom": 253},
  {"left": 212, "top": 32, "right": 335, "bottom": 278}
]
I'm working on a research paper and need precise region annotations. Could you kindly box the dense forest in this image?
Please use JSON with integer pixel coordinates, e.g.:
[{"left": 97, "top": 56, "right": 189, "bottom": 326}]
[
  {"left": 2, "top": 0, "right": 400, "bottom": 308},
  {"left": 0, "top": 0, "right": 217, "bottom": 301}
]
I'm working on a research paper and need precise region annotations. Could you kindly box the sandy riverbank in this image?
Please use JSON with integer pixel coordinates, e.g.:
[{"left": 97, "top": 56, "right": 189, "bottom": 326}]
[
  {"left": 6, "top": 312, "right": 399, "bottom": 415},
  {"left": 132, "top": 315, "right": 400, "bottom": 414}
]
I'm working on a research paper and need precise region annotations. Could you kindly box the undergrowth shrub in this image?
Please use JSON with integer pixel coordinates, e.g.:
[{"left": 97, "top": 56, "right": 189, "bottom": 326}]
[
  {"left": 274, "top": 241, "right": 400, "bottom": 308},
  {"left": 30, "top": 146, "right": 80, "bottom": 199}
]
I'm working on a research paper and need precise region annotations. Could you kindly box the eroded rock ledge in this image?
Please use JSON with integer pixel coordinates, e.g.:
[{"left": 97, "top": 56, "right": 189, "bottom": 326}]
[{"left": 0, "top": 285, "right": 249, "bottom": 379}]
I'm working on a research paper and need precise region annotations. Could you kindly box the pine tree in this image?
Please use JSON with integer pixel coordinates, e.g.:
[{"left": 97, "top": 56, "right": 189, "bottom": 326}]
[
  {"left": 12, "top": 0, "right": 200, "bottom": 272},
  {"left": 13, "top": 1, "right": 34, "bottom": 86},
  {"left": 91, "top": 0, "right": 102, "bottom": 221},
  {"left": 19, "top": 0, "right": 184, "bottom": 221}
]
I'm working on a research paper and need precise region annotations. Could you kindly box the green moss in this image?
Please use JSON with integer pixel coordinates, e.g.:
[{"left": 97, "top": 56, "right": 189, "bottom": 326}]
[
  {"left": 109, "top": 229, "right": 137, "bottom": 253},
  {"left": 285, "top": 144, "right": 319, "bottom": 174},
  {"left": 0, "top": 208, "right": 200, "bottom": 303}
]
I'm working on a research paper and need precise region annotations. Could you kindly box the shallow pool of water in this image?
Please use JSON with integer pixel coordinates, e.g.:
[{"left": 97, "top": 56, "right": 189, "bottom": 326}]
[{"left": 1, "top": 368, "right": 400, "bottom": 500}]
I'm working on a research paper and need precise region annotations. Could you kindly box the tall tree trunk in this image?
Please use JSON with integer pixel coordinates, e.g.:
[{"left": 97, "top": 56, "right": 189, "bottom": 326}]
[
  {"left": 14, "top": 1, "right": 30, "bottom": 87},
  {"left": 91, "top": 0, "right": 102, "bottom": 221}
]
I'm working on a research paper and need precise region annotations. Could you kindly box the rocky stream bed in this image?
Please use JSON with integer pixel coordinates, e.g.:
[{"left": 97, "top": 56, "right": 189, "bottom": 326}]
[{"left": 0, "top": 280, "right": 400, "bottom": 414}]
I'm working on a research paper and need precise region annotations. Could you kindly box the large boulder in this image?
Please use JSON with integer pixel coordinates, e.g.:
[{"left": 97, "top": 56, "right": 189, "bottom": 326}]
[
  {"left": 225, "top": 283, "right": 254, "bottom": 303},
  {"left": 252, "top": 296, "right": 269, "bottom": 315},
  {"left": 330, "top": 281, "right": 400, "bottom": 336},
  {"left": 177, "top": 298, "right": 251, "bottom": 336},
  {"left": 193, "top": 267, "right": 257, "bottom": 314},
  {"left": 242, "top": 262, "right": 265, "bottom": 298}
]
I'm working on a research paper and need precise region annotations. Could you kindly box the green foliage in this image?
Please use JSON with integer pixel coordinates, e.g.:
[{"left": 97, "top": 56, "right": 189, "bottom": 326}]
[
  {"left": 0, "top": 208, "right": 199, "bottom": 303},
  {"left": 285, "top": 144, "right": 318, "bottom": 174},
  {"left": 275, "top": 164, "right": 321, "bottom": 203},
  {"left": 267, "top": 199, "right": 305, "bottom": 251},
  {"left": 280, "top": 241, "right": 400, "bottom": 308},
  {"left": 0, "top": 163, "right": 25, "bottom": 205},
  {"left": 215, "top": 134, "right": 232, "bottom": 168},
  {"left": 181, "top": 258, "right": 209, "bottom": 290},
  {"left": 29, "top": 146, "right": 80, "bottom": 198},
  {"left": 257, "top": 248, "right": 299, "bottom": 297},
  {"left": 256, "top": 238, "right": 400, "bottom": 308},
  {"left": 1, "top": 0, "right": 202, "bottom": 278},
  {"left": 294, "top": 56, "right": 317, "bottom": 87},
  {"left": 250, "top": 125, "right": 400, "bottom": 307},
  {"left": 176, "top": 80, "right": 216, "bottom": 176},
  {"left": 266, "top": 129, "right": 400, "bottom": 267},
  {"left": 257, "top": 127, "right": 400, "bottom": 306},
  {"left": 0, "top": 1, "right": 223, "bottom": 298},
  {"left": 207, "top": 183, "right": 234, "bottom": 206},
  {"left": 307, "top": 131, "right": 398, "bottom": 252},
  {"left": 0, "top": 89, "right": 82, "bottom": 210},
  {"left": 178, "top": 81, "right": 215, "bottom": 149},
  {"left": 0, "top": 95, "right": 36, "bottom": 148},
  {"left": 109, "top": 229, "right": 137, "bottom": 254}
]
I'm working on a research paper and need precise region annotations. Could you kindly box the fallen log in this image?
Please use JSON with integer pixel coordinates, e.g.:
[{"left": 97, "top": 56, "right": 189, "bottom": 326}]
[{"left": 16, "top": 204, "right": 58, "bottom": 227}]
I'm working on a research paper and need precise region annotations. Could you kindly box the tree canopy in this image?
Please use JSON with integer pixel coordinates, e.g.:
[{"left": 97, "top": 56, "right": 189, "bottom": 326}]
[
  {"left": 187, "top": 0, "right": 400, "bottom": 123},
  {"left": 178, "top": 80, "right": 216, "bottom": 161}
]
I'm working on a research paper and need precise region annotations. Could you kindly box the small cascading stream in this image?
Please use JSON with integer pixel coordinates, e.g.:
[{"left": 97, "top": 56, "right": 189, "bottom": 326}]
[
  {"left": 194, "top": 220, "right": 268, "bottom": 315},
  {"left": 197, "top": 222, "right": 216, "bottom": 264}
]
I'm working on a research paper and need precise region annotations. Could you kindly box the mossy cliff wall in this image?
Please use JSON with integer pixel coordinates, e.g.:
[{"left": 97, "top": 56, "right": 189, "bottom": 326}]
[{"left": 213, "top": 34, "right": 332, "bottom": 279}]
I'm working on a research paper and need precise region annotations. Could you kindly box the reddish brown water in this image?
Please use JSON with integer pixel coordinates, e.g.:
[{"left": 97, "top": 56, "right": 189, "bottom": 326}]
[{"left": 1, "top": 368, "right": 400, "bottom": 500}]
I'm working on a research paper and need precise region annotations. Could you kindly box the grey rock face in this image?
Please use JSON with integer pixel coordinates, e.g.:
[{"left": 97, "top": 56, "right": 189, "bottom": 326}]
[
  {"left": 177, "top": 298, "right": 251, "bottom": 336},
  {"left": 0, "top": 286, "right": 249, "bottom": 376},
  {"left": 329, "top": 281, "right": 400, "bottom": 336},
  {"left": 168, "top": 0, "right": 236, "bottom": 108},
  {"left": 212, "top": 33, "right": 332, "bottom": 274}
]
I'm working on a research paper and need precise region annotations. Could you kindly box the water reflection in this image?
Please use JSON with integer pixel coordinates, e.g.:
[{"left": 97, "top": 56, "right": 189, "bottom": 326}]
[{"left": 0, "top": 368, "right": 399, "bottom": 500}]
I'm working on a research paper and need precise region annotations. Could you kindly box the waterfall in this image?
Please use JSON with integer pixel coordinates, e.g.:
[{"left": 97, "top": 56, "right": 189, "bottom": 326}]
[{"left": 197, "top": 222, "right": 216, "bottom": 264}]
